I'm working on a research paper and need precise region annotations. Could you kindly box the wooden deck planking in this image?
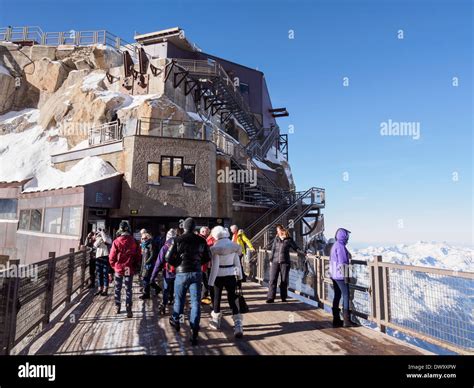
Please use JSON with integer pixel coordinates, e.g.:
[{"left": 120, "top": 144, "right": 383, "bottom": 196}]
[{"left": 18, "top": 282, "right": 431, "bottom": 355}]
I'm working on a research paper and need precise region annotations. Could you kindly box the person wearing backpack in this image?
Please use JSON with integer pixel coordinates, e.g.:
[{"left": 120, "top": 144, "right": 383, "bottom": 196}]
[
  {"left": 150, "top": 228, "right": 179, "bottom": 314},
  {"left": 165, "top": 218, "right": 211, "bottom": 346},
  {"left": 109, "top": 221, "right": 141, "bottom": 318}
]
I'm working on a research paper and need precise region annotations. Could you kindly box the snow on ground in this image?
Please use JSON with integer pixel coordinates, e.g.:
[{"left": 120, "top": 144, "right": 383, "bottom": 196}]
[
  {"left": 81, "top": 72, "right": 106, "bottom": 92},
  {"left": 0, "top": 108, "right": 38, "bottom": 125},
  {"left": 0, "top": 123, "right": 119, "bottom": 191},
  {"left": 0, "top": 125, "right": 67, "bottom": 183}
]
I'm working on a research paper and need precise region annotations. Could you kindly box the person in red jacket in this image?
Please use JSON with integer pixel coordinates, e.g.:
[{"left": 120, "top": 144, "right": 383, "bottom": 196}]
[{"left": 109, "top": 221, "right": 141, "bottom": 318}]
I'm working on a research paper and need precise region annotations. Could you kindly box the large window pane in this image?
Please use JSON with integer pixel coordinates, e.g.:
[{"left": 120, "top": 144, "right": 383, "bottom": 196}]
[
  {"left": 182, "top": 165, "right": 196, "bottom": 185},
  {"left": 30, "top": 209, "right": 42, "bottom": 232},
  {"left": 0, "top": 199, "right": 18, "bottom": 220},
  {"left": 161, "top": 157, "right": 171, "bottom": 176},
  {"left": 147, "top": 163, "right": 160, "bottom": 184},
  {"left": 61, "top": 207, "right": 81, "bottom": 236},
  {"left": 44, "top": 207, "right": 62, "bottom": 234},
  {"left": 173, "top": 157, "right": 183, "bottom": 177},
  {"left": 18, "top": 209, "right": 30, "bottom": 230}
]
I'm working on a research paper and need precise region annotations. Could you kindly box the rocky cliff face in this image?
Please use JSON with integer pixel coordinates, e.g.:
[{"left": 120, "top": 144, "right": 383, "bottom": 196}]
[{"left": 0, "top": 42, "right": 189, "bottom": 148}]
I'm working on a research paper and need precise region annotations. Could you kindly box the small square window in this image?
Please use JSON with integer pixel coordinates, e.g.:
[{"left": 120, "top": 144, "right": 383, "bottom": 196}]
[{"left": 147, "top": 163, "right": 160, "bottom": 184}]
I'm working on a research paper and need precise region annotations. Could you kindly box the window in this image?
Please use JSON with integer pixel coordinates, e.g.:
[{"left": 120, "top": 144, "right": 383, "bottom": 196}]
[
  {"left": 181, "top": 165, "right": 196, "bottom": 185},
  {"left": 239, "top": 82, "right": 249, "bottom": 95},
  {"left": 147, "top": 163, "right": 160, "bottom": 184},
  {"left": 61, "top": 207, "right": 81, "bottom": 236},
  {"left": 19, "top": 209, "right": 42, "bottom": 231},
  {"left": 0, "top": 199, "right": 17, "bottom": 220},
  {"left": 18, "top": 209, "right": 30, "bottom": 230},
  {"left": 44, "top": 207, "right": 62, "bottom": 234},
  {"left": 161, "top": 156, "right": 183, "bottom": 177},
  {"left": 30, "top": 209, "right": 43, "bottom": 231}
]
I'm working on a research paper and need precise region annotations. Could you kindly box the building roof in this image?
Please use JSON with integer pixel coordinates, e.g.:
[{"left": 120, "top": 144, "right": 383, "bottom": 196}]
[{"left": 134, "top": 27, "right": 201, "bottom": 52}]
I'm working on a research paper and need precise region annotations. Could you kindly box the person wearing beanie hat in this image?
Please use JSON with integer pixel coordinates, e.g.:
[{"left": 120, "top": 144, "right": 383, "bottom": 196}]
[
  {"left": 165, "top": 217, "right": 211, "bottom": 346},
  {"left": 208, "top": 226, "right": 244, "bottom": 338},
  {"left": 109, "top": 220, "right": 141, "bottom": 318}
]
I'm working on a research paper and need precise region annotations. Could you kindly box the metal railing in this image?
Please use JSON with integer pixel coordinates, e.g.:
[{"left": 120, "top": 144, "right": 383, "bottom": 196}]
[
  {"left": 250, "top": 251, "right": 474, "bottom": 354},
  {"left": 250, "top": 187, "right": 325, "bottom": 249},
  {"left": 0, "top": 248, "right": 90, "bottom": 354},
  {"left": 171, "top": 59, "right": 262, "bottom": 135},
  {"left": 0, "top": 26, "right": 137, "bottom": 57},
  {"left": 88, "top": 120, "right": 123, "bottom": 146}
]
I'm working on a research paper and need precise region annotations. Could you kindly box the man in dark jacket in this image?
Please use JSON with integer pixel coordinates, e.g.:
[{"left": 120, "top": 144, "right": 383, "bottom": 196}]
[{"left": 165, "top": 218, "right": 211, "bottom": 345}]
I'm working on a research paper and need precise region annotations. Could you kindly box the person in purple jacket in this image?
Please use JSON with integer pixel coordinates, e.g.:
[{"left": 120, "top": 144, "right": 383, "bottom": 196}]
[
  {"left": 150, "top": 228, "right": 180, "bottom": 314},
  {"left": 329, "top": 228, "right": 356, "bottom": 328}
]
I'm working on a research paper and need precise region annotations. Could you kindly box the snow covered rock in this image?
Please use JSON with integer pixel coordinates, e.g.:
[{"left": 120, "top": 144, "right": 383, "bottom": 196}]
[{"left": 25, "top": 57, "right": 70, "bottom": 94}]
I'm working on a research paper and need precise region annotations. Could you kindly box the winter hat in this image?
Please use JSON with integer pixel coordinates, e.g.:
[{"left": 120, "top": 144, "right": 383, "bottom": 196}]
[
  {"left": 211, "top": 225, "right": 230, "bottom": 240},
  {"left": 183, "top": 217, "right": 196, "bottom": 232},
  {"left": 119, "top": 221, "right": 130, "bottom": 232},
  {"left": 166, "top": 228, "right": 177, "bottom": 241}
]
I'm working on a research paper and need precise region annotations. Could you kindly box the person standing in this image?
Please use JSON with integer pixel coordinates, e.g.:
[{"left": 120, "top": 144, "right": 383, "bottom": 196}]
[
  {"left": 199, "top": 226, "right": 213, "bottom": 305},
  {"left": 266, "top": 224, "right": 302, "bottom": 303},
  {"left": 230, "top": 225, "right": 255, "bottom": 282},
  {"left": 208, "top": 226, "right": 244, "bottom": 338},
  {"left": 85, "top": 231, "right": 96, "bottom": 288},
  {"left": 94, "top": 229, "right": 112, "bottom": 296},
  {"left": 139, "top": 231, "right": 157, "bottom": 300},
  {"left": 109, "top": 221, "right": 141, "bottom": 318},
  {"left": 329, "top": 228, "right": 356, "bottom": 328},
  {"left": 151, "top": 228, "right": 178, "bottom": 314},
  {"left": 165, "top": 218, "right": 211, "bottom": 346}
]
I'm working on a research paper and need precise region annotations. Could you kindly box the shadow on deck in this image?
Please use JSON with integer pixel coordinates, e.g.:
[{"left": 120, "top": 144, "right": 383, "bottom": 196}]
[{"left": 18, "top": 282, "right": 430, "bottom": 355}]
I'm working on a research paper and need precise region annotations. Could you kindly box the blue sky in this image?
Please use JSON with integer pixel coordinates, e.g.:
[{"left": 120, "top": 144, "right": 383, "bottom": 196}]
[{"left": 1, "top": 0, "right": 472, "bottom": 245}]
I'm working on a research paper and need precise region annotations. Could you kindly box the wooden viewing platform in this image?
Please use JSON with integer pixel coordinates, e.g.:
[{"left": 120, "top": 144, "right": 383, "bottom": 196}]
[{"left": 16, "top": 282, "right": 430, "bottom": 356}]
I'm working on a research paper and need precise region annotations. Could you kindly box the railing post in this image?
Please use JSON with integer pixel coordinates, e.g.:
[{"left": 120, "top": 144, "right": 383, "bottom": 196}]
[
  {"left": 313, "top": 256, "right": 323, "bottom": 308},
  {"left": 42, "top": 252, "right": 56, "bottom": 327},
  {"left": 65, "top": 248, "right": 75, "bottom": 304},
  {"left": 5, "top": 26, "right": 12, "bottom": 41},
  {"left": 80, "top": 246, "right": 87, "bottom": 290},
  {"left": 0, "top": 259, "right": 20, "bottom": 355},
  {"left": 160, "top": 120, "right": 164, "bottom": 137},
  {"left": 370, "top": 255, "right": 386, "bottom": 333}
]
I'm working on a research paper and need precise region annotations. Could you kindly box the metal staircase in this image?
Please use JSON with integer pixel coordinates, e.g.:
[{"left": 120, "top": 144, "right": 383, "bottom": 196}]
[
  {"left": 171, "top": 59, "right": 261, "bottom": 139},
  {"left": 248, "top": 187, "right": 325, "bottom": 249}
]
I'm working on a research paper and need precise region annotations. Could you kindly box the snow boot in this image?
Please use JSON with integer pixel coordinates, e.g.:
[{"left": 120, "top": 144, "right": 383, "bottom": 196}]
[
  {"left": 150, "top": 283, "right": 162, "bottom": 295},
  {"left": 126, "top": 305, "right": 133, "bottom": 318},
  {"left": 209, "top": 311, "right": 222, "bottom": 330},
  {"left": 158, "top": 303, "right": 166, "bottom": 315},
  {"left": 190, "top": 328, "right": 199, "bottom": 346},
  {"left": 139, "top": 292, "right": 150, "bottom": 300},
  {"left": 232, "top": 314, "right": 244, "bottom": 338},
  {"left": 343, "top": 309, "right": 356, "bottom": 327},
  {"left": 332, "top": 307, "right": 343, "bottom": 327},
  {"left": 169, "top": 316, "right": 180, "bottom": 332}
]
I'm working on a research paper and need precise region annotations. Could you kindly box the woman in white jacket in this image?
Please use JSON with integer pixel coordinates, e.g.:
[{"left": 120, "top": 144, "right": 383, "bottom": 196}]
[
  {"left": 93, "top": 229, "right": 112, "bottom": 296},
  {"left": 208, "top": 226, "right": 244, "bottom": 338}
]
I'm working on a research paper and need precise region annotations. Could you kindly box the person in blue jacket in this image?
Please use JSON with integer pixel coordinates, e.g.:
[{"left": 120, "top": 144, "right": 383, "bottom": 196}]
[{"left": 329, "top": 228, "right": 356, "bottom": 328}]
